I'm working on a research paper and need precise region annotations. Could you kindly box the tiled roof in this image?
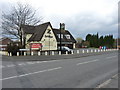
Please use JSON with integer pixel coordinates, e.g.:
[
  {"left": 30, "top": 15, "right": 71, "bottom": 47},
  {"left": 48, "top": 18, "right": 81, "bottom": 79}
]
[
  {"left": 22, "top": 25, "right": 36, "bottom": 34},
  {"left": 53, "top": 29, "right": 76, "bottom": 43},
  {"left": 22, "top": 22, "right": 76, "bottom": 43}
]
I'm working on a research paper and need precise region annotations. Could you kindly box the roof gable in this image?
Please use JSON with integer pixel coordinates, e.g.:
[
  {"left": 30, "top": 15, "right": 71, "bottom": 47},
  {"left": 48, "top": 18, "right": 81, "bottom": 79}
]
[{"left": 28, "top": 22, "right": 52, "bottom": 41}]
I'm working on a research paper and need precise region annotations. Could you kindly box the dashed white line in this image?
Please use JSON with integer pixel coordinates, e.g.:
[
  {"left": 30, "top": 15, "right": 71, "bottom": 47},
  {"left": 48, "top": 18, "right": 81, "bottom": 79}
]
[
  {"left": 2, "top": 60, "right": 59, "bottom": 69},
  {"left": 0, "top": 67, "right": 62, "bottom": 81},
  {"left": 18, "top": 63, "right": 26, "bottom": 66},
  {"left": 26, "top": 62, "right": 36, "bottom": 65},
  {"left": 6, "top": 64, "right": 16, "bottom": 68},
  {"left": 76, "top": 59, "right": 99, "bottom": 65},
  {"left": 106, "top": 56, "right": 117, "bottom": 59},
  {"left": 0, "top": 65, "right": 5, "bottom": 68}
]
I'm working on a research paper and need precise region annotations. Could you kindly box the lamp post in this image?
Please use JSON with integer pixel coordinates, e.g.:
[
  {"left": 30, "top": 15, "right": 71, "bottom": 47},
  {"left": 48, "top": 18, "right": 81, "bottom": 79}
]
[
  {"left": 60, "top": 23, "right": 65, "bottom": 52},
  {"left": 60, "top": 23, "right": 62, "bottom": 52}
]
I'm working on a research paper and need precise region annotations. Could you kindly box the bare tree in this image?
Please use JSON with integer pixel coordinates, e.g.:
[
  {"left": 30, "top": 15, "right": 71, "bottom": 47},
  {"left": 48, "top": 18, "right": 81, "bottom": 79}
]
[{"left": 2, "top": 3, "right": 43, "bottom": 46}]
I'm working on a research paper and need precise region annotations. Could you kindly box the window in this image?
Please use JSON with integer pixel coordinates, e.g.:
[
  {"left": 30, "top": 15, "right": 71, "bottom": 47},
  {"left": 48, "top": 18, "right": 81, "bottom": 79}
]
[
  {"left": 57, "top": 34, "right": 63, "bottom": 39},
  {"left": 65, "top": 34, "right": 70, "bottom": 39}
]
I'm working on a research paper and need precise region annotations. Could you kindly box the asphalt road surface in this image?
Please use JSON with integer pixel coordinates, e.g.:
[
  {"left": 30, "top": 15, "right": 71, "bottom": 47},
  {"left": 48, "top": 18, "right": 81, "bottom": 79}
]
[{"left": 1, "top": 51, "right": 118, "bottom": 88}]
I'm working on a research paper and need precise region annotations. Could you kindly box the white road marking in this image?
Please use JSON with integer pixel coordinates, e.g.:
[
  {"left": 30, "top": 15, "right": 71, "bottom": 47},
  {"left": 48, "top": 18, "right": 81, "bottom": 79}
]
[
  {"left": 26, "top": 60, "right": 59, "bottom": 65},
  {"left": 6, "top": 64, "right": 16, "bottom": 68},
  {"left": 0, "top": 67, "right": 62, "bottom": 81},
  {"left": 36, "top": 61, "right": 42, "bottom": 63},
  {"left": 0, "top": 65, "right": 5, "bottom": 68},
  {"left": 96, "top": 79, "right": 112, "bottom": 88},
  {"left": 76, "top": 59, "right": 99, "bottom": 65},
  {"left": 18, "top": 63, "right": 26, "bottom": 66},
  {"left": 106, "top": 56, "right": 117, "bottom": 59},
  {"left": 112, "top": 74, "right": 118, "bottom": 78},
  {"left": 2, "top": 60, "right": 60, "bottom": 69},
  {"left": 96, "top": 74, "right": 118, "bottom": 88},
  {"left": 26, "top": 62, "right": 36, "bottom": 65}
]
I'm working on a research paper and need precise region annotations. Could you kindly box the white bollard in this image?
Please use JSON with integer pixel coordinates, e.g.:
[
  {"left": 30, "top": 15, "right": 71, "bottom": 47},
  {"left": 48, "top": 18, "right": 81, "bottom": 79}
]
[
  {"left": 98, "top": 49, "right": 100, "bottom": 52},
  {"left": 87, "top": 49, "right": 89, "bottom": 53},
  {"left": 59, "top": 51, "right": 61, "bottom": 55},
  {"left": 38, "top": 51, "right": 40, "bottom": 56},
  {"left": 17, "top": 52, "right": 19, "bottom": 56},
  {"left": 52, "top": 51, "right": 54, "bottom": 55},
  {"left": 66, "top": 51, "right": 68, "bottom": 55},
  {"left": 31, "top": 52, "right": 33, "bottom": 56},
  {"left": 94, "top": 49, "right": 97, "bottom": 52},
  {"left": 71, "top": 50, "right": 74, "bottom": 54},
  {"left": 10, "top": 52, "right": 12, "bottom": 56},
  {"left": 8, "top": 52, "right": 9, "bottom": 56},
  {"left": 91, "top": 49, "right": 93, "bottom": 53},
  {"left": 24, "top": 52, "right": 26, "bottom": 56},
  {"left": 77, "top": 50, "right": 79, "bottom": 54},
  {"left": 45, "top": 51, "right": 47, "bottom": 55},
  {"left": 82, "top": 50, "right": 85, "bottom": 53}
]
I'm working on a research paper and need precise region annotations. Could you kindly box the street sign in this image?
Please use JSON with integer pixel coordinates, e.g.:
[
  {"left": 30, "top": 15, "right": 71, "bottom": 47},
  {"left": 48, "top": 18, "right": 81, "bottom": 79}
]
[{"left": 31, "top": 43, "right": 42, "bottom": 49}]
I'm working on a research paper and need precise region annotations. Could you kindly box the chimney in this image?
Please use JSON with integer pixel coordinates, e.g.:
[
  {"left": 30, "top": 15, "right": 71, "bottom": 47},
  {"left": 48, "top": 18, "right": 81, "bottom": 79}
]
[{"left": 60, "top": 23, "right": 65, "bottom": 30}]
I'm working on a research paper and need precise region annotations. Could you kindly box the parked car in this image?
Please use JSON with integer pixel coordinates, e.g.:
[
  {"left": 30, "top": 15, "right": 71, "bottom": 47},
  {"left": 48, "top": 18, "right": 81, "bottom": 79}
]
[{"left": 58, "top": 46, "right": 72, "bottom": 54}]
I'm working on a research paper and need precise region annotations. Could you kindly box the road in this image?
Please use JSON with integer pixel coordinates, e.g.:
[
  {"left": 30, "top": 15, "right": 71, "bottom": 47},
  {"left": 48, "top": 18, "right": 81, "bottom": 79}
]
[{"left": 1, "top": 51, "right": 118, "bottom": 88}]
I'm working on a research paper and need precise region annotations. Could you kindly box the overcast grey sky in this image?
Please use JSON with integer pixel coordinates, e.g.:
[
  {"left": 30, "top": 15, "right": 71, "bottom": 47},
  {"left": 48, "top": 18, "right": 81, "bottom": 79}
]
[{"left": 0, "top": 0, "right": 119, "bottom": 39}]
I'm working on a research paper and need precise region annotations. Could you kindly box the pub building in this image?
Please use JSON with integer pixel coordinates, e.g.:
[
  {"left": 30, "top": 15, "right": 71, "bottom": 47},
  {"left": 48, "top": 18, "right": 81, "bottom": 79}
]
[{"left": 21, "top": 22, "right": 76, "bottom": 51}]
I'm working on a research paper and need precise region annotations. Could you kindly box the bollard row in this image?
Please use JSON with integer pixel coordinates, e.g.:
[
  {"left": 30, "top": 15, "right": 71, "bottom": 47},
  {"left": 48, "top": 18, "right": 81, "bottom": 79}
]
[{"left": 8, "top": 49, "right": 118, "bottom": 56}]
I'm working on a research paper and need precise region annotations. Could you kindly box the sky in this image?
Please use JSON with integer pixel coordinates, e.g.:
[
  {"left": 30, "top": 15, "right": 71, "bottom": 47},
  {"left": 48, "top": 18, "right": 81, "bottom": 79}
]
[{"left": 0, "top": 0, "right": 119, "bottom": 39}]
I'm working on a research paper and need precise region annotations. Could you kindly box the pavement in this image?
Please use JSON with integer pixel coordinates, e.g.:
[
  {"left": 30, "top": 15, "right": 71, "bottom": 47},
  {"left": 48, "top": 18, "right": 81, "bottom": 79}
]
[{"left": 1, "top": 50, "right": 118, "bottom": 88}]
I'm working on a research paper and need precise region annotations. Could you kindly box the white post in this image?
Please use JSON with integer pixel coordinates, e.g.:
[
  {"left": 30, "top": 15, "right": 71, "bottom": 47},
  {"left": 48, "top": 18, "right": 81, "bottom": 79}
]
[
  {"left": 52, "top": 51, "right": 54, "bottom": 55},
  {"left": 66, "top": 51, "right": 68, "bottom": 55},
  {"left": 8, "top": 52, "right": 9, "bottom": 56},
  {"left": 94, "top": 49, "right": 96, "bottom": 52},
  {"left": 59, "top": 51, "right": 61, "bottom": 55},
  {"left": 82, "top": 50, "right": 85, "bottom": 53},
  {"left": 77, "top": 50, "right": 79, "bottom": 54},
  {"left": 10, "top": 52, "right": 12, "bottom": 56},
  {"left": 87, "top": 49, "right": 89, "bottom": 53},
  {"left": 31, "top": 52, "right": 33, "bottom": 56},
  {"left": 38, "top": 51, "right": 40, "bottom": 56},
  {"left": 98, "top": 49, "right": 100, "bottom": 52},
  {"left": 17, "top": 52, "right": 19, "bottom": 56},
  {"left": 45, "top": 51, "right": 47, "bottom": 55},
  {"left": 71, "top": 50, "right": 74, "bottom": 54},
  {"left": 24, "top": 52, "right": 26, "bottom": 56},
  {"left": 91, "top": 49, "right": 93, "bottom": 53}
]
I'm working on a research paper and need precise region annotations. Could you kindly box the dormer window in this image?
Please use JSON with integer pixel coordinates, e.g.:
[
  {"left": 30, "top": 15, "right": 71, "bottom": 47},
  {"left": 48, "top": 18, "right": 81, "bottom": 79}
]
[
  {"left": 65, "top": 34, "right": 70, "bottom": 39},
  {"left": 57, "top": 34, "right": 63, "bottom": 39}
]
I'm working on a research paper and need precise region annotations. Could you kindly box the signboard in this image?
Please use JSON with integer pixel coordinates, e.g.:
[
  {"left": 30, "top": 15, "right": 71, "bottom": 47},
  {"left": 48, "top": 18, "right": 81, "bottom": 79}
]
[{"left": 31, "top": 43, "right": 42, "bottom": 49}]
